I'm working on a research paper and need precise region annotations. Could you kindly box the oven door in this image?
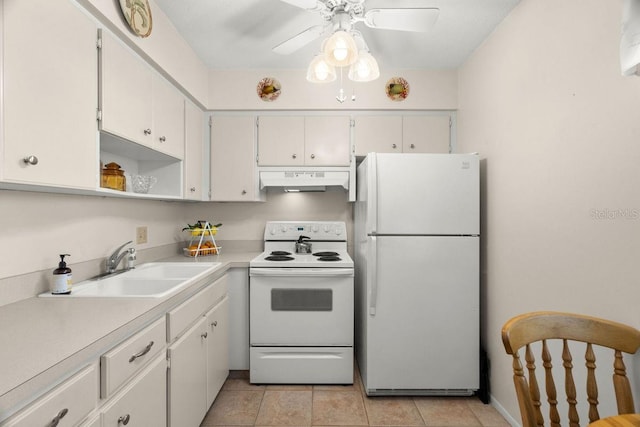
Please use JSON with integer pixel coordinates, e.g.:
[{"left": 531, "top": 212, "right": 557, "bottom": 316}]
[{"left": 249, "top": 268, "right": 354, "bottom": 346}]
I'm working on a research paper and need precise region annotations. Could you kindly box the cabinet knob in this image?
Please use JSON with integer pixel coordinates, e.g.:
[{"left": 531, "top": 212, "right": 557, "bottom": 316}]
[
  {"left": 410, "top": 143, "right": 415, "bottom": 149},
  {"left": 23, "top": 155, "right": 39, "bottom": 165},
  {"left": 190, "top": 187, "right": 196, "bottom": 192},
  {"left": 48, "top": 408, "right": 68, "bottom": 426},
  {"left": 201, "top": 332, "right": 208, "bottom": 339},
  {"left": 392, "top": 144, "right": 397, "bottom": 149},
  {"left": 310, "top": 154, "right": 316, "bottom": 159},
  {"left": 159, "top": 136, "right": 166, "bottom": 142},
  {"left": 143, "top": 129, "right": 152, "bottom": 135},
  {"left": 241, "top": 190, "right": 247, "bottom": 195},
  {"left": 118, "top": 414, "right": 131, "bottom": 425},
  {"left": 292, "top": 154, "right": 297, "bottom": 159}
]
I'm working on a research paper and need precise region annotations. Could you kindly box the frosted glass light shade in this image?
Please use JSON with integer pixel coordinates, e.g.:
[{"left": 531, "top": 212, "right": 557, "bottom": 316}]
[
  {"left": 323, "top": 30, "right": 358, "bottom": 67},
  {"left": 306, "top": 54, "right": 337, "bottom": 83},
  {"left": 348, "top": 51, "right": 380, "bottom": 82}
]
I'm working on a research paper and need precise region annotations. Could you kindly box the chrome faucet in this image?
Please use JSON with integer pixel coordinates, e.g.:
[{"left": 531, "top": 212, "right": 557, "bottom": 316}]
[{"left": 106, "top": 240, "right": 135, "bottom": 273}]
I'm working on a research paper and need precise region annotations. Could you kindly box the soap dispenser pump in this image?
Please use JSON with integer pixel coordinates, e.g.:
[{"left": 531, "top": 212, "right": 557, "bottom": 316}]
[{"left": 51, "top": 254, "right": 72, "bottom": 295}]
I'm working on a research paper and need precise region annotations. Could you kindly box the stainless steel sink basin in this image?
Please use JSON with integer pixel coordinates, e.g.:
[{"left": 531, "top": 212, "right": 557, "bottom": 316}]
[{"left": 39, "top": 262, "right": 221, "bottom": 298}]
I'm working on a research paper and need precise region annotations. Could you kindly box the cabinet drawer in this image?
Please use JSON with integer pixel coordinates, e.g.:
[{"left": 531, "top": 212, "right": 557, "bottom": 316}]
[
  {"left": 101, "top": 317, "right": 166, "bottom": 398},
  {"left": 167, "top": 275, "right": 228, "bottom": 342},
  {"left": 2, "top": 364, "right": 98, "bottom": 427},
  {"left": 101, "top": 354, "right": 167, "bottom": 427}
]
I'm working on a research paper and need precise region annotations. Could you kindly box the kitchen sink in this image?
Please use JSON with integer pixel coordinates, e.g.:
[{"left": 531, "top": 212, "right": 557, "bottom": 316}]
[{"left": 39, "top": 262, "right": 221, "bottom": 298}]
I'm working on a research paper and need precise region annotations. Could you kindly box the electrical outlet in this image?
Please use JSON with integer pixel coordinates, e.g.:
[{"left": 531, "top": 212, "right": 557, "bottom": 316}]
[{"left": 136, "top": 226, "right": 148, "bottom": 244}]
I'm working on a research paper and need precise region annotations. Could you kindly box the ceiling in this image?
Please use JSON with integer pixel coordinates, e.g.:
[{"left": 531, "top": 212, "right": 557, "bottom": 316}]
[{"left": 153, "top": 0, "right": 522, "bottom": 70}]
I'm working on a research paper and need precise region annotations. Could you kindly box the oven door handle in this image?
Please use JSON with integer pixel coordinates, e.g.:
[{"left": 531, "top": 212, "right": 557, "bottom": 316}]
[{"left": 250, "top": 268, "right": 354, "bottom": 277}]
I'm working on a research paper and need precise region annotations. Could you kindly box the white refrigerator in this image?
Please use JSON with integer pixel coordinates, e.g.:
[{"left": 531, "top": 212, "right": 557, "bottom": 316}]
[{"left": 354, "top": 153, "right": 480, "bottom": 395}]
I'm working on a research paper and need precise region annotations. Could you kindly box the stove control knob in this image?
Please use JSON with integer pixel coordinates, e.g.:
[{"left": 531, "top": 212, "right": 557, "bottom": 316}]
[
  {"left": 311, "top": 225, "right": 319, "bottom": 233},
  {"left": 280, "top": 226, "right": 288, "bottom": 234},
  {"left": 269, "top": 227, "right": 277, "bottom": 235},
  {"left": 323, "top": 225, "right": 331, "bottom": 233},
  {"left": 335, "top": 227, "right": 343, "bottom": 235}
]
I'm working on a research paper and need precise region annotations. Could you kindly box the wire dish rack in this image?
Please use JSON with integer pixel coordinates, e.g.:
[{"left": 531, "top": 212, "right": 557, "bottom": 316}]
[{"left": 183, "top": 221, "right": 222, "bottom": 257}]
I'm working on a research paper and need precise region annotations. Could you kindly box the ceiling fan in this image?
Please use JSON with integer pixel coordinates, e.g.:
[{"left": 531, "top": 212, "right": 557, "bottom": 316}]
[{"left": 273, "top": 0, "right": 440, "bottom": 55}]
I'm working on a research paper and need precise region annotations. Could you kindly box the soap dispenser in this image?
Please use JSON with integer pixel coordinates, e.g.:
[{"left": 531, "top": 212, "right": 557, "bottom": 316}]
[{"left": 51, "top": 254, "right": 72, "bottom": 295}]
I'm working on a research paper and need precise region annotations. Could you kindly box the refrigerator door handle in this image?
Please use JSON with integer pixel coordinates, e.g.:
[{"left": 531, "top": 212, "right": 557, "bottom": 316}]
[
  {"left": 368, "top": 153, "right": 378, "bottom": 234},
  {"left": 368, "top": 235, "right": 378, "bottom": 315}
]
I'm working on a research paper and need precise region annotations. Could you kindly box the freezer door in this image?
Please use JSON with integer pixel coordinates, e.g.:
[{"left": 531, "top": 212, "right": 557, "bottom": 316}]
[
  {"left": 362, "top": 235, "right": 479, "bottom": 392},
  {"left": 373, "top": 153, "right": 479, "bottom": 235}
]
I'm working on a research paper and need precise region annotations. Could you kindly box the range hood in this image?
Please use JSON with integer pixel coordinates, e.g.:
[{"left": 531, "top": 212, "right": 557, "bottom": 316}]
[{"left": 259, "top": 169, "right": 354, "bottom": 200}]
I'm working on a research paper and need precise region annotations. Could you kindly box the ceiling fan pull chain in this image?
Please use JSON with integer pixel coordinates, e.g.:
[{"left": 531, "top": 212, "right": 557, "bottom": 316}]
[{"left": 336, "top": 67, "right": 347, "bottom": 103}]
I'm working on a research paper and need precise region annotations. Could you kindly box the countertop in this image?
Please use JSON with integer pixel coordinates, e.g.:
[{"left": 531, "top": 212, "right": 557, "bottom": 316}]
[{"left": 0, "top": 251, "right": 259, "bottom": 420}]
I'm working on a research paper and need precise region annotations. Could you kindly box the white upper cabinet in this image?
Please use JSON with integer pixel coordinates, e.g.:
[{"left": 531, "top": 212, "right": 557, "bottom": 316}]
[
  {"left": 354, "top": 115, "right": 451, "bottom": 156},
  {"left": 210, "top": 116, "right": 263, "bottom": 202},
  {"left": 402, "top": 115, "right": 451, "bottom": 154},
  {"left": 152, "top": 75, "right": 186, "bottom": 159},
  {"left": 184, "top": 101, "right": 204, "bottom": 200},
  {"left": 99, "top": 31, "right": 184, "bottom": 159},
  {"left": 257, "top": 116, "right": 351, "bottom": 166},
  {"left": 1, "top": 0, "right": 98, "bottom": 189}
]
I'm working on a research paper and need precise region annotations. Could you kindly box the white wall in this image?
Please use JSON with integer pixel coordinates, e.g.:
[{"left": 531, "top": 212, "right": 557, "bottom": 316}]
[
  {"left": 457, "top": 0, "right": 640, "bottom": 422},
  {"left": 208, "top": 68, "right": 457, "bottom": 110}
]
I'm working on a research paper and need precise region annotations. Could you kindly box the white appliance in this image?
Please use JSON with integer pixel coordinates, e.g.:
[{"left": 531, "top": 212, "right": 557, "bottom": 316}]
[
  {"left": 354, "top": 153, "right": 480, "bottom": 396},
  {"left": 249, "top": 221, "right": 354, "bottom": 384}
]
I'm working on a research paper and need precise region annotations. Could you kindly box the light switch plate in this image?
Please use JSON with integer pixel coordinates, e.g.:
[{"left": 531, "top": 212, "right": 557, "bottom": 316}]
[{"left": 136, "top": 226, "right": 148, "bottom": 244}]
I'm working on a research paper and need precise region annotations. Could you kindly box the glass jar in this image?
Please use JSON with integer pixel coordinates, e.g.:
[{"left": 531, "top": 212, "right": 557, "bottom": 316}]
[{"left": 101, "top": 162, "right": 126, "bottom": 191}]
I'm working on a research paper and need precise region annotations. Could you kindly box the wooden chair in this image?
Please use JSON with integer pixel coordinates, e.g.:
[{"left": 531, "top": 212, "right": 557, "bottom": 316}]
[{"left": 502, "top": 311, "right": 640, "bottom": 427}]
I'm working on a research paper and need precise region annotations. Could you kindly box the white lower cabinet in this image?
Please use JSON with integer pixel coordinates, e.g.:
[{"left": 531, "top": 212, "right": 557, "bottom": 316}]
[
  {"left": 0, "top": 364, "right": 98, "bottom": 427},
  {"left": 206, "top": 297, "right": 229, "bottom": 407},
  {"left": 167, "top": 275, "right": 229, "bottom": 427},
  {"left": 100, "top": 354, "right": 167, "bottom": 427}
]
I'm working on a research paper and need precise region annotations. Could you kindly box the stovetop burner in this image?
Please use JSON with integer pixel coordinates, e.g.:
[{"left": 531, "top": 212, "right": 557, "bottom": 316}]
[
  {"left": 313, "top": 251, "right": 339, "bottom": 257},
  {"left": 270, "top": 251, "right": 292, "bottom": 256},
  {"left": 318, "top": 256, "right": 342, "bottom": 262},
  {"left": 265, "top": 255, "right": 294, "bottom": 261}
]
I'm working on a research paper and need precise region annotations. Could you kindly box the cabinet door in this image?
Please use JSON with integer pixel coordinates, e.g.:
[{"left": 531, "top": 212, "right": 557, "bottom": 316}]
[
  {"left": 101, "top": 354, "right": 167, "bottom": 427},
  {"left": 304, "top": 116, "right": 351, "bottom": 166},
  {"left": 99, "top": 31, "right": 153, "bottom": 147},
  {"left": 184, "top": 102, "right": 204, "bottom": 200},
  {"left": 152, "top": 74, "right": 185, "bottom": 159},
  {"left": 205, "top": 297, "right": 229, "bottom": 407},
  {"left": 257, "top": 116, "right": 304, "bottom": 166},
  {"left": 354, "top": 116, "right": 402, "bottom": 156},
  {"left": 210, "top": 116, "right": 259, "bottom": 201},
  {"left": 403, "top": 116, "right": 450, "bottom": 153},
  {"left": 167, "top": 317, "right": 208, "bottom": 427},
  {"left": 2, "top": 0, "right": 97, "bottom": 189}
]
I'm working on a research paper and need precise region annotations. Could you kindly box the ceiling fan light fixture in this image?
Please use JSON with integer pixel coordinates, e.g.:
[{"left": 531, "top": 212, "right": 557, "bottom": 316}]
[
  {"left": 323, "top": 30, "right": 358, "bottom": 67},
  {"left": 306, "top": 53, "right": 337, "bottom": 83},
  {"left": 348, "top": 51, "right": 380, "bottom": 82}
]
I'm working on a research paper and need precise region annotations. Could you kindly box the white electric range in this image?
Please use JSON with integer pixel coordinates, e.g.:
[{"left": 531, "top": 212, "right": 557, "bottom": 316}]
[{"left": 249, "top": 221, "right": 354, "bottom": 384}]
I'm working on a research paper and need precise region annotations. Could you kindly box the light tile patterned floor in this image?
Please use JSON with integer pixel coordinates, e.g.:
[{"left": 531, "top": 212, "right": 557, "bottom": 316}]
[{"left": 200, "top": 369, "right": 511, "bottom": 427}]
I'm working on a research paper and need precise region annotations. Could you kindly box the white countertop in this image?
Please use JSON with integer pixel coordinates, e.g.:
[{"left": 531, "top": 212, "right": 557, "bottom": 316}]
[{"left": 0, "top": 251, "right": 259, "bottom": 419}]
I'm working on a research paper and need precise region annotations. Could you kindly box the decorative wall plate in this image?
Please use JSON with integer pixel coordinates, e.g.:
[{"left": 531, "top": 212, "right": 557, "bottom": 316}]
[
  {"left": 386, "top": 77, "right": 410, "bottom": 101},
  {"left": 119, "top": 0, "right": 153, "bottom": 38},
  {"left": 257, "top": 77, "right": 282, "bottom": 102}
]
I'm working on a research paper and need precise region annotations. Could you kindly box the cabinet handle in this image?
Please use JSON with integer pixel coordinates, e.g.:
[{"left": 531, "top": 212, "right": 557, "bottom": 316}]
[
  {"left": 118, "top": 414, "right": 131, "bottom": 425},
  {"left": 129, "top": 341, "right": 154, "bottom": 363},
  {"left": 410, "top": 143, "right": 415, "bottom": 149},
  {"left": 241, "top": 190, "right": 247, "bottom": 195},
  {"left": 47, "top": 408, "right": 68, "bottom": 427},
  {"left": 310, "top": 154, "right": 316, "bottom": 159},
  {"left": 23, "top": 155, "right": 39, "bottom": 165},
  {"left": 201, "top": 332, "right": 208, "bottom": 339},
  {"left": 143, "top": 129, "right": 152, "bottom": 135},
  {"left": 292, "top": 154, "right": 297, "bottom": 159},
  {"left": 159, "top": 136, "right": 166, "bottom": 142},
  {"left": 392, "top": 144, "right": 397, "bottom": 149},
  {"left": 211, "top": 320, "right": 218, "bottom": 327},
  {"left": 190, "top": 187, "right": 196, "bottom": 192}
]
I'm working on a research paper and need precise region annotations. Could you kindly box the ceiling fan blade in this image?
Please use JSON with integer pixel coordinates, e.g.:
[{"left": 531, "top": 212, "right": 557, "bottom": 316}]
[
  {"left": 363, "top": 8, "right": 440, "bottom": 32},
  {"left": 273, "top": 25, "right": 327, "bottom": 55},
  {"left": 279, "top": 0, "right": 327, "bottom": 11}
]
